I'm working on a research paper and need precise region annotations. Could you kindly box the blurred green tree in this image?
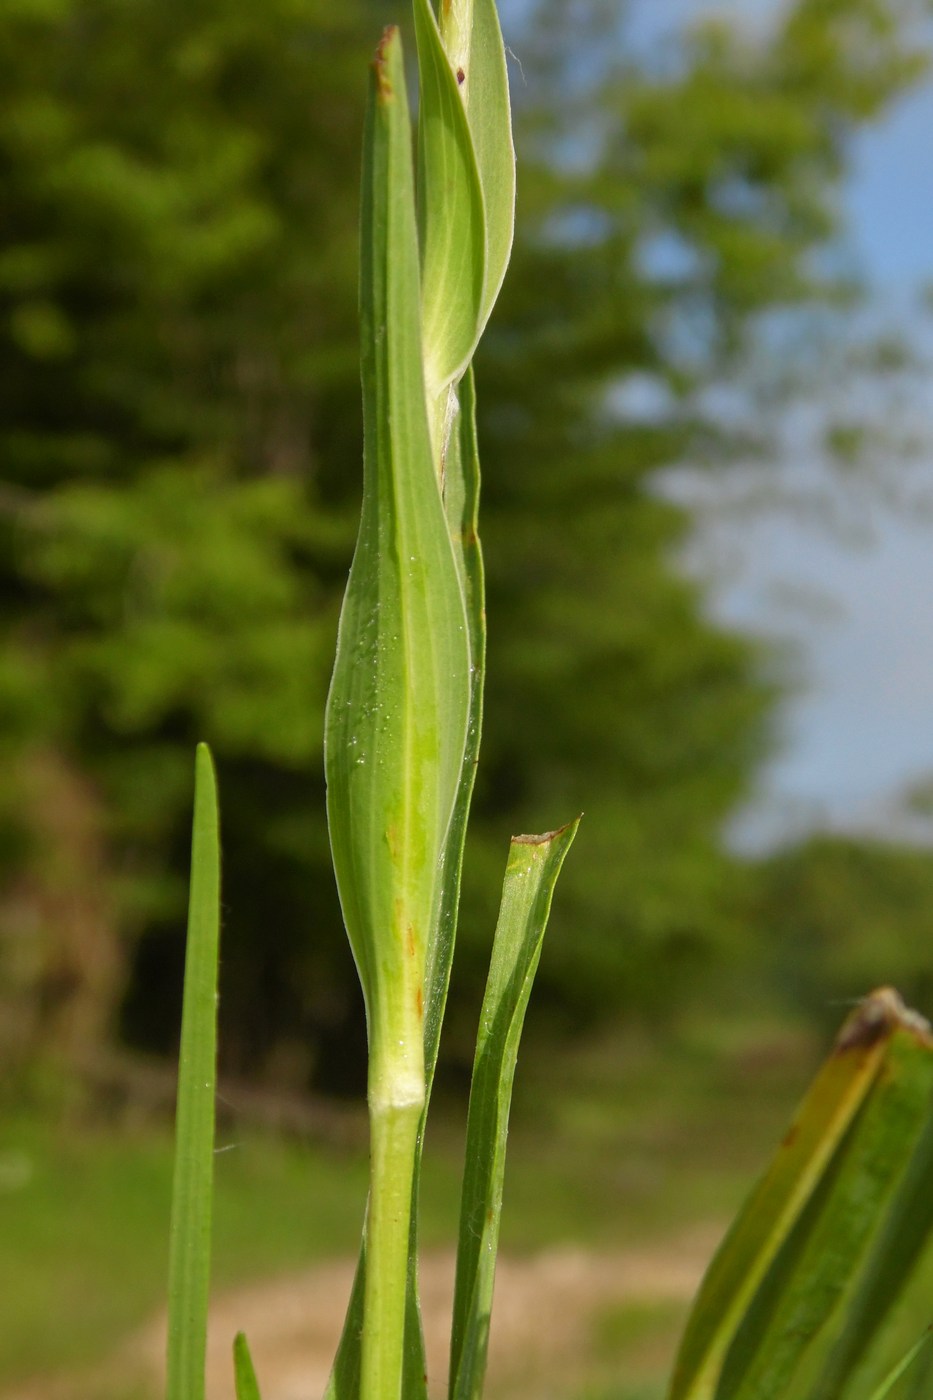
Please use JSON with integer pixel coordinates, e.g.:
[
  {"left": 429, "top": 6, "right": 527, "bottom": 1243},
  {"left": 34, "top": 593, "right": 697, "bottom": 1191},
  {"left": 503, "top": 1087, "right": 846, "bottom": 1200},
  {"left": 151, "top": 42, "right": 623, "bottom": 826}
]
[
  {"left": 751, "top": 835, "right": 933, "bottom": 1031},
  {"left": 0, "top": 0, "right": 374, "bottom": 1086},
  {"left": 466, "top": 0, "right": 925, "bottom": 1035},
  {"left": 0, "top": 0, "right": 925, "bottom": 1092}
]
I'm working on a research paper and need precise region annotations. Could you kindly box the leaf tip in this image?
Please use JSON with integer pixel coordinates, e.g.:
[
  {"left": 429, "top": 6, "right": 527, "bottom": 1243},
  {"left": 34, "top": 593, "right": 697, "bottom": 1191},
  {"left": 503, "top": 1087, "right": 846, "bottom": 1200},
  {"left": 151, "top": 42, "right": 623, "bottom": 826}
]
[
  {"left": 373, "top": 25, "right": 400, "bottom": 102},
  {"left": 834, "top": 986, "right": 932, "bottom": 1055},
  {"left": 511, "top": 815, "right": 581, "bottom": 847}
]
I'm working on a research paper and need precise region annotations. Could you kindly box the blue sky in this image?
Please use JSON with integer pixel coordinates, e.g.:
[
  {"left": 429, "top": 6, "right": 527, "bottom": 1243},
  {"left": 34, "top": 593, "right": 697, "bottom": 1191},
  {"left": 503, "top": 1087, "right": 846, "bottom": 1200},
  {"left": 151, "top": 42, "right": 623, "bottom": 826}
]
[
  {"left": 723, "top": 27, "right": 933, "bottom": 846},
  {"left": 622, "top": 0, "right": 933, "bottom": 848}
]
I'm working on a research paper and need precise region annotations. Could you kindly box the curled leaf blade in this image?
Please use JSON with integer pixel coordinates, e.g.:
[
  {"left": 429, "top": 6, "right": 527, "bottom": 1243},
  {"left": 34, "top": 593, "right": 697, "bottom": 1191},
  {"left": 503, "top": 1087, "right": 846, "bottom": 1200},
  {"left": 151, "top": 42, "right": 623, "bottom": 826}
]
[
  {"left": 437, "top": 0, "right": 515, "bottom": 331},
  {"left": 414, "top": 0, "right": 486, "bottom": 403}
]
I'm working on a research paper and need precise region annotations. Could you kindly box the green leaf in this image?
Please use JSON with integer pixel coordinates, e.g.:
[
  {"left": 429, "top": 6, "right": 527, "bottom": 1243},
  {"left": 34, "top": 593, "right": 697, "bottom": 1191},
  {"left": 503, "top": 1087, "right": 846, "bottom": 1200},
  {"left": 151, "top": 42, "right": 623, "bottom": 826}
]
[
  {"left": 233, "top": 1332, "right": 263, "bottom": 1400},
  {"left": 324, "top": 25, "right": 472, "bottom": 1400},
  {"left": 449, "top": 819, "right": 580, "bottom": 1400},
  {"left": 423, "top": 365, "right": 485, "bottom": 1097},
  {"left": 813, "top": 1045, "right": 933, "bottom": 1398},
  {"left": 667, "top": 989, "right": 933, "bottom": 1400},
  {"left": 400, "top": 371, "right": 487, "bottom": 1388},
  {"left": 401, "top": 260, "right": 487, "bottom": 1400},
  {"left": 413, "top": 0, "right": 486, "bottom": 407},
  {"left": 436, "top": 0, "right": 515, "bottom": 332},
  {"left": 719, "top": 1006, "right": 933, "bottom": 1400},
  {"left": 165, "top": 744, "right": 221, "bottom": 1400},
  {"left": 324, "top": 20, "right": 471, "bottom": 1114}
]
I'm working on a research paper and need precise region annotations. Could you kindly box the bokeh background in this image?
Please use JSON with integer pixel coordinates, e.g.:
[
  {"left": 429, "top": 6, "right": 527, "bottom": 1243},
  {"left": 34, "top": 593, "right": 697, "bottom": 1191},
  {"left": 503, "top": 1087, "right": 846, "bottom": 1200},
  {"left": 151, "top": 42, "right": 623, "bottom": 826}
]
[{"left": 3, "top": 0, "right": 933, "bottom": 1395}]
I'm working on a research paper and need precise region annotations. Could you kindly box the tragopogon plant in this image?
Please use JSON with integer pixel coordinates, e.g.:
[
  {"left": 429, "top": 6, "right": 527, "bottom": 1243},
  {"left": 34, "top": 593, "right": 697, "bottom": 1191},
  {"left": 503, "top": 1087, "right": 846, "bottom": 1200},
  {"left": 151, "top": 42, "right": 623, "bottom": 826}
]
[
  {"left": 164, "top": 4, "right": 933, "bottom": 1399},
  {"left": 167, "top": 5, "right": 579, "bottom": 1400},
  {"left": 320, "top": 6, "right": 578, "bottom": 1399}
]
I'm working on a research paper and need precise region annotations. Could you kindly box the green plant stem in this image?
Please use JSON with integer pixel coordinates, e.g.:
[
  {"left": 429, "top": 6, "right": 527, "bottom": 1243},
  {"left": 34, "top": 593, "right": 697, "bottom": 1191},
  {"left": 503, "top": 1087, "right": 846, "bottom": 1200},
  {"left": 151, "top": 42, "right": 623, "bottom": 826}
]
[{"left": 363, "top": 1093, "right": 424, "bottom": 1400}]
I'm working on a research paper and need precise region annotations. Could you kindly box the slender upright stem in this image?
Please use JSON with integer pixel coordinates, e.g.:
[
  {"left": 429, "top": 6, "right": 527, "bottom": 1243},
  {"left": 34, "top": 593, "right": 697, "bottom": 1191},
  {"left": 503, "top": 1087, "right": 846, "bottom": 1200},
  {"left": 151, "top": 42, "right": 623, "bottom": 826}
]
[{"left": 362, "top": 1091, "right": 424, "bottom": 1400}]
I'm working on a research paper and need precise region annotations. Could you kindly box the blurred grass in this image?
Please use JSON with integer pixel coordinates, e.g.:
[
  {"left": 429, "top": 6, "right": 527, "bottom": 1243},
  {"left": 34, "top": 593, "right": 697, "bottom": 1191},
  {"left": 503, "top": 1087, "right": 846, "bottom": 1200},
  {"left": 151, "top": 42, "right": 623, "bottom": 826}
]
[{"left": 0, "top": 1017, "right": 818, "bottom": 1391}]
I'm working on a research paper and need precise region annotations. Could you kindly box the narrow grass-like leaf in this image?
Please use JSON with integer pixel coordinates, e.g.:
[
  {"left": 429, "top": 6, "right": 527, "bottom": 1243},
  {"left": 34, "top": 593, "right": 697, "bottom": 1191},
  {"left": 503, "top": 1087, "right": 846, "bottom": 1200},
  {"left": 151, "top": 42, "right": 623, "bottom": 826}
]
[
  {"left": 718, "top": 1008, "right": 933, "bottom": 1400},
  {"left": 449, "top": 819, "right": 580, "bottom": 1400},
  {"left": 813, "top": 1039, "right": 933, "bottom": 1398},
  {"left": 233, "top": 1332, "right": 263, "bottom": 1400},
  {"left": 667, "top": 989, "right": 919, "bottom": 1400},
  {"left": 437, "top": 0, "right": 515, "bottom": 331},
  {"left": 165, "top": 743, "right": 221, "bottom": 1400},
  {"left": 414, "top": 0, "right": 486, "bottom": 408}
]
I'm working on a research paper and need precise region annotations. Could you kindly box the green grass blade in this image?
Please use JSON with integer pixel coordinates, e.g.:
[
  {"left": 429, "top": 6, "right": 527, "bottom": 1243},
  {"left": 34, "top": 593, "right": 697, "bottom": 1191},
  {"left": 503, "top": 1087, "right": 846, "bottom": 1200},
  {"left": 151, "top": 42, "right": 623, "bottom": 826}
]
[
  {"left": 449, "top": 819, "right": 580, "bottom": 1400},
  {"left": 165, "top": 743, "right": 221, "bottom": 1400},
  {"left": 437, "top": 0, "right": 515, "bottom": 332},
  {"left": 719, "top": 1012, "right": 933, "bottom": 1400},
  {"left": 233, "top": 1332, "right": 263, "bottom": 1400},
  {"left": 414, "top": 0, "right": 486, "bottom": 405},
  {"left": 666, "top": 989, "right": 919, "bottom": 1400}
]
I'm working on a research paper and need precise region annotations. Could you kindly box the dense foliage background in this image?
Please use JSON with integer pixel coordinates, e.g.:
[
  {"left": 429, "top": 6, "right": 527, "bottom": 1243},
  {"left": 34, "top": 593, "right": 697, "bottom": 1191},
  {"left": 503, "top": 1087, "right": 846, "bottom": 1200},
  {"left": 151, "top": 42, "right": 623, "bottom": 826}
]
[{"left": 0, "top": 0, "right": 929, "bottom": 1097}]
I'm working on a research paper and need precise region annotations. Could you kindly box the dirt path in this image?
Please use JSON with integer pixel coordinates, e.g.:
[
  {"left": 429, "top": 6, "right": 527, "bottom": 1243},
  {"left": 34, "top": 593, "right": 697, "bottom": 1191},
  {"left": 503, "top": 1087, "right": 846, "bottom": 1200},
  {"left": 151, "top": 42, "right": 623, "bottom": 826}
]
[{"left": 7, "top": 1225, "right": 721, "bottom": 1400}]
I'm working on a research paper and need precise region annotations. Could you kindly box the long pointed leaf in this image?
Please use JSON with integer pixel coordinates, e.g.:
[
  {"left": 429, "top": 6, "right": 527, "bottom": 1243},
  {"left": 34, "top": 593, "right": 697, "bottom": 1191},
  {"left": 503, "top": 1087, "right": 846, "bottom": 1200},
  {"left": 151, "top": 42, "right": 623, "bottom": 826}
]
[
  {"left": 324, "top": 26, "right": 471, "bottom": 1399},
  {"left": 324, "top": 16, "right": 470, "bottom": 1124},
  {"left": 667, "top": 989, "right": 920, "bottom": 1400},
  {"left": 414, "top": 0, "right": 486, "bottom": 403},
  {"left": 233, "top": 1332, "right": 263, "bottom": 1400},
  {"left": 437, "top": 0, "right": 515, "bottom": 332},
  {"left": 814, "top": 1031, "right": 933, "bottom": 1398},
  {"left": 720, "top": 1010, "right": 933, "bottom": 1400},
  {"left": 449, "top": 820, "right": 580, "bottom": 1400},
  {"left": 165, "top": 744, "right": 221, "bottom": 1400}
]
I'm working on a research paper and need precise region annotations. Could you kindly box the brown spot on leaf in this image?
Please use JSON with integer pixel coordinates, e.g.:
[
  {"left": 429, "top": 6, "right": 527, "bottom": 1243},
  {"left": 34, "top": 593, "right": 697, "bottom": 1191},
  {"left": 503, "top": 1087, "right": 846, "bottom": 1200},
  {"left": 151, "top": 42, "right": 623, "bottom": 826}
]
[
  {"left": 457, "top": 67, "right": 466, "bottom": 85},
  {"left": 781, "top": 1124, "right": 798, "bottom": 1149},
  {"left": 406, "top": 923, "right": 417, "bottom": 959},
  {"left": 373, "top": 27, "right": 397, "bottom": 101},
  {"left": 833, "top": 987, "right": 931, "bottom": 1054},
  {"left": 415, "top": 985, "right": 423, "bottom": 1020},
  {"left": 512, "top": 818, "right": 582, "bottom": 846}
]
